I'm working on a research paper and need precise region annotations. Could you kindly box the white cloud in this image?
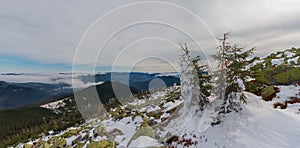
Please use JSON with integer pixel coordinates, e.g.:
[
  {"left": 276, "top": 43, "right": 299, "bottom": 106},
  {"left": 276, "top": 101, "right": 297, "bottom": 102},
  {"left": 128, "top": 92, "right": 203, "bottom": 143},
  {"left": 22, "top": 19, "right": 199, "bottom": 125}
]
[{"left": 0, "top": 0, "right": 299, "bottom": 72}]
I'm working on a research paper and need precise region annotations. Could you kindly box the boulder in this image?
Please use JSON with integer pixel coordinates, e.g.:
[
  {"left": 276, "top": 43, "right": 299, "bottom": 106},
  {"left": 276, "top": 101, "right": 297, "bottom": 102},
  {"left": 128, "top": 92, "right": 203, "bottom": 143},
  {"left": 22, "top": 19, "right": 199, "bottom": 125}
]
[
  {"left": 24, "top": 144, "right": 33, "bottom": 148},
  {"left": 262, "top": 86, "right": 278, "bottom": 101},
  {"left": 86, "top": 140, "right": 115, "bottom": 148},
  {"left": 94, "top": 124, "right": 107, "bottom": 137},
  {"left": 127, "top": 119, "right": 156, "bottom": 146}
]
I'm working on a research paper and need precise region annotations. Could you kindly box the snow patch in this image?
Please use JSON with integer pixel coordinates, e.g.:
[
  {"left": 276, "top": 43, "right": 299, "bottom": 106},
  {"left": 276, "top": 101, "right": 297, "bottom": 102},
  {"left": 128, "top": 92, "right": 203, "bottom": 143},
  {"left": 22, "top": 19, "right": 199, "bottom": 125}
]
[
  {"left": 287, "top": 56, "right": 299, "bottom": 64},
  {"left": 40, "top": 99, "right": 66, "bottom": 113},
  {"left": 284, "top": 51, "right": 296, "bottom": 58},
  {"left": 163, "top": 100, "right": 183, "bottom": 112},
  {"left": 271, "top": 58, "right": 284, "bottom": 65}
]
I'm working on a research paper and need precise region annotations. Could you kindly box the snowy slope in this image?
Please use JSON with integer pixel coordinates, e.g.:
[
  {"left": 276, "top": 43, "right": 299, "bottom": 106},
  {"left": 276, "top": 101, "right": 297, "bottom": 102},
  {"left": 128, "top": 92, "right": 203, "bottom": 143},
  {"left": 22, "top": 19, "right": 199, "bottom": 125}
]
[
  {"left": 16, "top": 87, "right": 300, "bottom": 148},
  {"left": 161, "top": 90, "right": 300, "bottom": 148},
  {"left": 199, "top": 92, "right": 300, "bottom": 148}
]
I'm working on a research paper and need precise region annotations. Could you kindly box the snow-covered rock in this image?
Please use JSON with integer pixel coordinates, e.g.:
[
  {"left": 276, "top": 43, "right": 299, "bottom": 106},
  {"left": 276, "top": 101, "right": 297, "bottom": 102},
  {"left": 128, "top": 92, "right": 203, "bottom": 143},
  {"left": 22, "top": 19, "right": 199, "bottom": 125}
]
[{"left": 129, "top": 136, "right": 163, "bottom": 147}]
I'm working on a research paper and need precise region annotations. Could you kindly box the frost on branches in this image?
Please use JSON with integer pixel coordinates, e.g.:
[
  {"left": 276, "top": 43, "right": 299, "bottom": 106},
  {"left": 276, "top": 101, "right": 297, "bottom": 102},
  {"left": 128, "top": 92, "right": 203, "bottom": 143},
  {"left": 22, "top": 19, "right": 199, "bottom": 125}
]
[
  {"left": 180, "top": 44, "right": 203, "bottom": 111},
  {"left": 163, "top": 44, "right": 206, "bottom": 136}
]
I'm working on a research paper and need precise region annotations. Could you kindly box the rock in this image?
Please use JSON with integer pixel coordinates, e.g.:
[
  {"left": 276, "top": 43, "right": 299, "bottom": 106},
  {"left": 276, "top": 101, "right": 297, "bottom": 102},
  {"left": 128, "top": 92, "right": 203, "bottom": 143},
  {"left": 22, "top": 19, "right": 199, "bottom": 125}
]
[
  {"left": 161, "top": 117, "right": 168, "bottom": 122},
  {"left": 262, "top": 86, "right": 277, "bottom": 101},
  {"left": 81, "top": 133, "right": 90, "bottom": 141},
  {"left": 62, "top": 128, "right": 80, "bottom": 138},
  {"left": 148, "top": 119, "right": 158, "bottom": 126},
  {"left": 71, "top": 135, "right": 82, "bottom": 146},
  {"left": 91, "top": 120, "right": 97, "bottom": 125},
  {"left": 94, "top": 124, "right": 107, "bottom": 137},
  {"left": 52, "top": 138, "right": 67, "bottom": 148},
  {"left": 32, "top": 140, "right": 50, "bottom": 148},
  {"left": 146, "top": 110, "right": 163, "bottom": 119},
  {"left": 106, "top": 128, "right": 124, "bottom": 141},
  {"left": 94, "top": 124, "right": 123, "bottom": 141},
  {"left": 47, "top": 137, "right": 56, "bottom": 144},
  {"left": 24, "top": 143, "right": 33, "bottom": 148},
  {"left": 74, "top": 142, "right": 84, "bottom": 148},
  {"left": 86, "top": 140, "right": 115, "bottom": 148},
  {"left": 109, "top": 106, "right": 127, "bottom": 120},
  {"left": 40, "top": 142, "right": 50, "bottom": 148},
  {"left": 127, "top": 121, "right": 156, "bottom": 146}
]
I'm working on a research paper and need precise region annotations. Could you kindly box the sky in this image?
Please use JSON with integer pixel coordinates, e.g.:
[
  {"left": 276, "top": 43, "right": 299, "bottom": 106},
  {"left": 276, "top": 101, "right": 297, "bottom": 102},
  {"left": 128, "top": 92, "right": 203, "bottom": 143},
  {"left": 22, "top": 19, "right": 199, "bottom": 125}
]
[{"left": 0, "top": 0, "right": 300, "bottom": 73}]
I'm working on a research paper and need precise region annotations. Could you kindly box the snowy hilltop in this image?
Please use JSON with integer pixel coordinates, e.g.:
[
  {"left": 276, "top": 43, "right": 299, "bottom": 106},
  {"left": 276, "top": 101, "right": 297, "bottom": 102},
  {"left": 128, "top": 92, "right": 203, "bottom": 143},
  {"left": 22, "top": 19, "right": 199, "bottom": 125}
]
[{"left": 14, "top": 84, "right": 300, "bottom": 148}]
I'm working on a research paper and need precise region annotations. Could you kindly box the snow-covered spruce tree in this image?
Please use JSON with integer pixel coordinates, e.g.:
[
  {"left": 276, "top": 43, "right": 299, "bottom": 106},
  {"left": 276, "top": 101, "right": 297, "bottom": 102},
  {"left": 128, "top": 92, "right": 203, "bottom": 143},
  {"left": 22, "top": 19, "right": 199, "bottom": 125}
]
[
  {"left": 192, "top": 55, "right": 212, "bottom": 99},
  {"left": 215, "top": 33, "right": 255, "bottom": 113},
  {"left": 180, "top": 43, "right": 209, "bottom": 111},
  {"left": 163, "top": 44, "right": 210, "bottom": 135}
]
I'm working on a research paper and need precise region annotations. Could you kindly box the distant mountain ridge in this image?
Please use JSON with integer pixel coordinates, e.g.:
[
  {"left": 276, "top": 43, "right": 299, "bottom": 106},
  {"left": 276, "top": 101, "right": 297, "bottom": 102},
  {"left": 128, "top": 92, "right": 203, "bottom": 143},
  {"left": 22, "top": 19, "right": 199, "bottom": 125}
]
[
  {"left": 0, "top": 72, "right": 180, "bottom": 110},
  {"left": 80, "top": 72, "right": 180, "bottom": 90},
  {"left": 0, "top": 81, "right": 72, "bottom": 110},
  {"left": 0, "top": 82, "right": 52, "bottom": 109}
]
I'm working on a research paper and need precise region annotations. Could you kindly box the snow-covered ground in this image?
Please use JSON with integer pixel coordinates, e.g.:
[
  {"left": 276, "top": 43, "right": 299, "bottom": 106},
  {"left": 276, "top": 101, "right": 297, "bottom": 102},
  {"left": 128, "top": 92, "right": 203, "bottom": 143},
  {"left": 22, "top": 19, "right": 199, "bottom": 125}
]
[
  {"left": 18, "top": 85, "right": 300, "bottom": 148},
  {"left": 40, "top": 98, "right": 68, "bottom": 114},
  {"left": 271, "top": 85, "right": 300, "bottom": 114},
  {"left": 199, "top": 92, "right": 300, "bottom": 148}
]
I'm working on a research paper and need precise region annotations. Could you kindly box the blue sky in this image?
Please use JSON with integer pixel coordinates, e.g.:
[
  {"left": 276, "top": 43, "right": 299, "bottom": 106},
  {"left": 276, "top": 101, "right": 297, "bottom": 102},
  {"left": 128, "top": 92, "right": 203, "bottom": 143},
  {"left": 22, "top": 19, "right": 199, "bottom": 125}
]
[
  {"left": 0, "top": 55, "right": 112, "bottom": 73},
  {"left": 1, "top": 0, "right": 300, "bottom": 73},
  {"left": 0, "top": 55, "right": 71, "bottom": 72}
]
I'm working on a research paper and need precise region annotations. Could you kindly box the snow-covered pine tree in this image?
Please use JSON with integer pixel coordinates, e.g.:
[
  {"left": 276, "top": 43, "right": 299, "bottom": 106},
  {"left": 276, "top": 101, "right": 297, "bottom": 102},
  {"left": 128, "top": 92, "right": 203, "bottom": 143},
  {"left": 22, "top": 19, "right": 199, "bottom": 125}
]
[
  {"left": 179, "top": 43, "right": 204, "bottom": 110},
  {"left": 192, "top": 55, "right": 212, "bottom": 99},
  {"left": 163, "top": 44, "right": 210, "bottom": 135},
  {"left": 215, "top": 33, "right": 255, "bottom": 113}
]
